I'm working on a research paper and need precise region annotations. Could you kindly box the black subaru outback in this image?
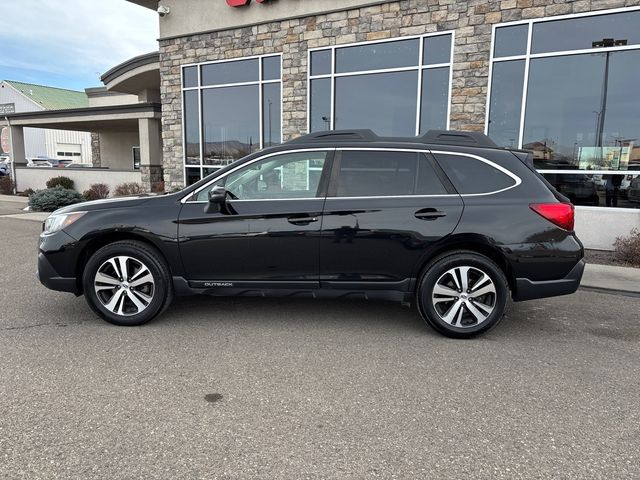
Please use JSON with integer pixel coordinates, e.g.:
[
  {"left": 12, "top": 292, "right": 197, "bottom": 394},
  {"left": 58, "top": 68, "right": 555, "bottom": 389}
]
[{"left": 38, "top": 130, "right": 584, "bottom": 338}]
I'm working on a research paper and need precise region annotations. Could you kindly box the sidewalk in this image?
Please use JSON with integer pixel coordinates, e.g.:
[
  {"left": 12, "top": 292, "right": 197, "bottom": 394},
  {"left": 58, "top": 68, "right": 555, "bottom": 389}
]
[
  {"left": 0, "top": 195, "right": 48, "bottom": 222},
  {"left": 0, "top": 194, "right": 28, "bottom": 204},
  {"left": 581, "top": 263, "right": 640, "bottom": 296}
]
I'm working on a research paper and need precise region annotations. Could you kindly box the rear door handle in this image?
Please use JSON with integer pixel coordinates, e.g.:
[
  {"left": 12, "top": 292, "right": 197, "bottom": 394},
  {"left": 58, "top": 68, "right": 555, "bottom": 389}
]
[
  {"left": 415, "top": 208, "right": 447, "bottom": 220},
  {"left": 288, "top": 216, "right": 319, "bottom": 225}
]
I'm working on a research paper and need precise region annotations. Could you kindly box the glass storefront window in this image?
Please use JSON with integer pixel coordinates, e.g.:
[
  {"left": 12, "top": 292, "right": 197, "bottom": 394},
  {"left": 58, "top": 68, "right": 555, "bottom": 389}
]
[
  {"left": 182, "top": 54, "right": 282, "bottom": 184},
  {"left": 493, "top": 24, "right": 529, "bottom": 58},
  {"left": 488, "top": 8, "right": 640, "bottom": 209},
  {"left": 334, "top": 71, "right": 418, "bottom": 136},
  {"left": 531, "top": 10, "right": 640, "bottom": 54},
  {"left": 309, "top": 33, "right": 453, "bottom": 136}
]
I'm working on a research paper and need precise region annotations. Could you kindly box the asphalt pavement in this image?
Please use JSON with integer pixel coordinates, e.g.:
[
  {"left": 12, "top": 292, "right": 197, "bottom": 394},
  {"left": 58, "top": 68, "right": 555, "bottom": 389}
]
[{"left": 0, "top": 217, "right": 638, "bottom": 479}]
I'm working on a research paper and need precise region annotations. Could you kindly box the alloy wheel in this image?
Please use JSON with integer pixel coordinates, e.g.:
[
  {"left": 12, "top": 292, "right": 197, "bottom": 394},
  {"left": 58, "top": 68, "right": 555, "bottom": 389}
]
[
  {"left": 94, "top": 256, "right": 155, "bottom": 316},
  {"left": 431, "top": 266, "right": 497, "bottom": 328}
]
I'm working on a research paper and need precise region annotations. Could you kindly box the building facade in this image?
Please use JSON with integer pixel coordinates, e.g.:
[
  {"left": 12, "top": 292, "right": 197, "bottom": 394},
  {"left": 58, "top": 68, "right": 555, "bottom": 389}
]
[
  {"left": 129, "top": 0, "right": 640, "bottom": 249},
  {"left": 0, "top": 80, "right": 93, "bottom": 163}
]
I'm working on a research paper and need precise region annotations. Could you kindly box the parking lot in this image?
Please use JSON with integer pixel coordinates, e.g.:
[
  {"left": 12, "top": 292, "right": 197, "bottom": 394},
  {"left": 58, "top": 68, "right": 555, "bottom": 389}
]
[{"left": 1, "top": 215, "right": 639, "bottom": 479}]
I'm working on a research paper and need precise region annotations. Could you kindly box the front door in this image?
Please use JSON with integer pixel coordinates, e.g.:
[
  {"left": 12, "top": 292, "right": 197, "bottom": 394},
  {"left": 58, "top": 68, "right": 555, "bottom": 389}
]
[
  {"left": 178, "top": 149, "right": 333, "bottom": 287},
  {"left": 319, "top": 149, "right": 464, "bottom": 289}
]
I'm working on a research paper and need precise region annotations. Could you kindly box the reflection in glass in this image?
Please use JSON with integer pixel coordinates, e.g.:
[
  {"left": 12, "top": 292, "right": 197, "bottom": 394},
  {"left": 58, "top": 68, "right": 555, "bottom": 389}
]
[
  {"left": 542, "top": 173, "right": 640, "bottom": 208},
  {"left": 423, "top": 34, "right": 452, "bottom": 65},
  {"left": 488, "top": 60, "right": 525, "bottom": 147},
  {"left": 202, "top": 85, "right": 260, "bottom": 165},
  {"left": 186, "top": 167, "right": 201, "bottom": 186},
  {"left": 183, "top": 66, "right": 198, "bottom": 88},
  {"left": 183, "top": 90, "right": 200, "bottom": 165},
  {"left": 420, "top": 67, "right": 449, "bottom": 133},
  {"left": 225, "top": 152, "right": 327, "bottom": 200},
  {"left": 335, "top": 71, "right": 418, "bottom": 136},
  {"left": 311, "top": 50, "right": 332, "bottom": 76},
  {"left": 201, "top": 59, "right": 259, "bottom": 86},
  {"left": 494, "top": 25, "right": 529, "bottom": 58},
  {"left": 263, "top": 83, "right": 282, "bottom": 147},
  {"left": 335, "top": 39, "right": 419, "bottom": 73},
  {"left": 523, "top": 54, "right": 604, "bottom": 169},
  {"left": 532, "top": 11, "right": 640, "bottom": 54},
  {"left": 310, "top": 78, "right": 331, "bottom": 132},
  {"left": 262, "top": 56, "right": 281, "bottom": 81}
]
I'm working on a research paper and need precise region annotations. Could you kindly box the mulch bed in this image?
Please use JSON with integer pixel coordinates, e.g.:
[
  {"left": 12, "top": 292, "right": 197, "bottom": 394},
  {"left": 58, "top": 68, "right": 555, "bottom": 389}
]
[{"left": 584, "top": 249, "right": 638, "bottom": 268}]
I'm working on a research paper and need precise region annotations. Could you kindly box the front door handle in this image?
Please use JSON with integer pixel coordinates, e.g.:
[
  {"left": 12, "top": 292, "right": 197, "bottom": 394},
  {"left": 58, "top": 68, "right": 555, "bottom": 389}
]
[
  {"left": 415, "top": 208, "right": 447, "bottom": 220},
  {"left": 288, "top": 215, "right": 319, "bottom": 226}
]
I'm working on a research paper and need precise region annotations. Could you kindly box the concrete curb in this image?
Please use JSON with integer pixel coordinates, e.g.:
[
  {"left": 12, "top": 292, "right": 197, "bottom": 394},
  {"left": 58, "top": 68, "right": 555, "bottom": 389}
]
[
  {"left": 580, "top": 263, "right": 640, "bottom": 295},
  {"left": 0, "top": 194, "right": 28, "bottom": 204},
  {"left": 0, "top": 212, "right": 48, "bottom": 222}
]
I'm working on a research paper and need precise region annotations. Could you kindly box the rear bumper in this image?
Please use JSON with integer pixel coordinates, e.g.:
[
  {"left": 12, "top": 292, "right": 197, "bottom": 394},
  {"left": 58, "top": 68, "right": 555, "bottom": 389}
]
[
  {"left": 38, "top": 252, "right": 80, "bottom": 295},
  {"left": 513, "top": 259, "right": 585, "bottom": 302}
]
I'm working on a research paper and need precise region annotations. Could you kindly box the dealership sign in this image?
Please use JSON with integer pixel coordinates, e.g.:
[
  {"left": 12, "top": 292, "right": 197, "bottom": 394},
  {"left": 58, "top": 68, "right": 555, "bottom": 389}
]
[
  {"left": 227, "top": 0, "right": 271, "bottom": 6},
  {"left": 0, "top": 127, "right": 9, "bottom": 154},
  {"left": 0, "top": 103, "right": 15, "bottom": 115}
]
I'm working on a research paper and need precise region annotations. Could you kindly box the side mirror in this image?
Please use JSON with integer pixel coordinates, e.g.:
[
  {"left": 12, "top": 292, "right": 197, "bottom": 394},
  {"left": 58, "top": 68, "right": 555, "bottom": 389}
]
[{"left": 204, "top": 185, "right": 226, "bottom": 213}]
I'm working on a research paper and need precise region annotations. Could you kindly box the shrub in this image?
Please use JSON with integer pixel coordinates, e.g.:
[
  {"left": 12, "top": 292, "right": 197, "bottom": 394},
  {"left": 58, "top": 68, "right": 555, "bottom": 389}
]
[
  {"left": 83, "top": 183, "right": 110, "bottom": 201},
  {"left": 113, "top": 182, "right": 144, "bottom": 197},
  {"left": 151, "top": 180, "right": 165, "bottom": 194},
  {"left": 46, "top": 176, "right": 75, "bottom": 190},
  {"left": 28, "top": 186, "right": 84, "bottom": 212},
  {"left": 0, "top": 176, "right": 14, "bottom": 195},
  {"left": 19, "top": 188, "right": 35, "bottom": 197},
  {"left": 613, "top": 229, "right": 640, "bottom": 267}
]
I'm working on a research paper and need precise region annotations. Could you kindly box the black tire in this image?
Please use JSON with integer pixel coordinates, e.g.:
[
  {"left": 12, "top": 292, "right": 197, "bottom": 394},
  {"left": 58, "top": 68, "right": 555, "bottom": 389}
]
[
  {"left": 417, "top": 251, "right": 509, "bottom": 339},
  {"left": 82, "top": 240, "right": 173, "bottom": 326}
]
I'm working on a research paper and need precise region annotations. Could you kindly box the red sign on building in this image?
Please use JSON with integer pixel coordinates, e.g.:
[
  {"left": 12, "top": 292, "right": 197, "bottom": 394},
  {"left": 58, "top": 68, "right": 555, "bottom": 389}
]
[{"left": 227, "top": 0, "right": 270, "bottom": 6}]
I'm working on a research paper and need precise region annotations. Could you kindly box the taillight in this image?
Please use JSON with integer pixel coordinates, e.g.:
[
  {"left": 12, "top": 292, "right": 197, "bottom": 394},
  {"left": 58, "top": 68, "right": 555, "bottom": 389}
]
[{"left": 529, "top": 202, "right": 575, "bottom": 231}]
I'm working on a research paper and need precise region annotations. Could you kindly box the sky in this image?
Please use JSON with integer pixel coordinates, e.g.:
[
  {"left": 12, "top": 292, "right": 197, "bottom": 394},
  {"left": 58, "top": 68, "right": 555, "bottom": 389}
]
[{"left": 0, "top": 0, "right": 159, "bottom": 91}]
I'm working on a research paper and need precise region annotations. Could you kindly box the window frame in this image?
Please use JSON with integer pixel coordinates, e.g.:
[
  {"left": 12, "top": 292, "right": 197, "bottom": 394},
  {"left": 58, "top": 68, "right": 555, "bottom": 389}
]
[
  {"left": 180, "top": 53, "right": 284, "bottom": 184},
  {"left": 327, "top": 148, "right": 521, "bottom": 199},
  {"left": 307, "top": 32, "right": 455, "bottom": 136},
  {"left": 485, "top": 5, "right": 640, "bottom": 177},
  {"left": 182, "top": 148, "right": 335, "bottom": 203}
]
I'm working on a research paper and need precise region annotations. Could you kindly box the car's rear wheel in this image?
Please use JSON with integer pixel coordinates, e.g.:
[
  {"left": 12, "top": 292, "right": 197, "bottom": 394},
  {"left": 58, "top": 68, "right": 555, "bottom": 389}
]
[
  {"left": 82, "top": 240, "right": 173, "bottom": 326},
  {"left": 417, "top": 251, "right": 508, "bottom": 338}
]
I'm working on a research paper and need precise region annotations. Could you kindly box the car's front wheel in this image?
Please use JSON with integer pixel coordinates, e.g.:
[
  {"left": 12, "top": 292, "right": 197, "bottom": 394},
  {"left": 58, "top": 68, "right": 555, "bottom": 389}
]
[
  {"left": 417, "top": 251, "right": 509, "bottom": 338},
  {"left": 82, "top": 240, "right": 173, "bottom": 326}
]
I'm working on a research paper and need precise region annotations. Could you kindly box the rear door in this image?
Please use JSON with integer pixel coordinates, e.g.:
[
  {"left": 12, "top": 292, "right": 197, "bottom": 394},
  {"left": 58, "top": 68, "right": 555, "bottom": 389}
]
[{"left": 319, "top": 148, "right": 464, "bottom": 290}]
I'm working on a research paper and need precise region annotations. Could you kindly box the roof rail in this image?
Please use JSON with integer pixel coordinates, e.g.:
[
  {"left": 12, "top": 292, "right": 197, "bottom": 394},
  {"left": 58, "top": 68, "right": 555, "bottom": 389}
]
[
  {"left": 287, "top": 129, "right": 378, "bottom": 143},
  {"left": 287, "top": 129, "right": 498, "bottom": 148}
]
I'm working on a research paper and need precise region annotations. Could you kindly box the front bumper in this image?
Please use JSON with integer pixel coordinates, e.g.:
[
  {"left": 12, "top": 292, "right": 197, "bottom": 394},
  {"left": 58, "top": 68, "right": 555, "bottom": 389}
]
[
  {"left": 37, "top": 251, "right": 80, "bottom": 295},
  {"left": 513, "top": 259, "right": 585, "bottom": 302}
]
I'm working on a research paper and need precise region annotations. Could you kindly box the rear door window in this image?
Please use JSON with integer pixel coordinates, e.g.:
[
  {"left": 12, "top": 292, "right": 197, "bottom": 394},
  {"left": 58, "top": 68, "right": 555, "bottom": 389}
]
[
  {"left": 335, "top": 150, "right": 448, "bottom": 197},
  {"left": 434, "top": 153, "right": 517, "bottom": 194}
]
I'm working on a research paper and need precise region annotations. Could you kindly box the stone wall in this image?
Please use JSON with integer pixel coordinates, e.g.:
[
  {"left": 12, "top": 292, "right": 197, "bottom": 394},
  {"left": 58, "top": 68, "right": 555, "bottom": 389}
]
[
  {"left": 159, "top": 0, "right": 638, "bottom": 188},
  {"left": 90, "top": 132, "right": 101, "bottom": 167}
]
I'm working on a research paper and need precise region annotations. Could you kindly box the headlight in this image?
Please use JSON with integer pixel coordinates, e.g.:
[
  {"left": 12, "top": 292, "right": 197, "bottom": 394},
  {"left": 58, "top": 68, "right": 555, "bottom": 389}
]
[{"left": 43, "top": 211, "right": 87, "bottom": 235}]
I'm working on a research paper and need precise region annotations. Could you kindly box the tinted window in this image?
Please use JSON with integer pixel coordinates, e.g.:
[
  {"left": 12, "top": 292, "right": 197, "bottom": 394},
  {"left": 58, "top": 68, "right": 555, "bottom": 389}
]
[
  {"left": 336, "top": 151, "right": 447, "bottom": 197},
  {"left": 420, "top": 67, "right": 449, "bottom": 133},
  {"left": 310, "top": 50, "right": 332, "bottom": 76},
  {"left": 487, "top": 60, "right": 525, "bottom": 147},
  {"left": 222, "top": 151, "right": 328, "bottom": 200},
  {"left": 494, "top": 25, "right": 529, "bottom": 58},
  {"left": 334, "top": 71, "right": 418, "bottom": 136},
  {"left": 262, "top": 56, "right": 281, "bottom": 81},
  {"left": 202, "top": 85, "right": 260, "bottom": 164},
  {"left": 435, "top": 154, "right": 515, "bottom": 194},
  {"left": 335, "top": 39, "right": 419, "bottom": 73},
  {"left": 183, "top": 90, "right": 200, "bottom": 165},
  {"left": 423, "top": 34, "right": 452, "bottom": 65},
  {"left": 309, "top": 78, "right": 331, "bottom": 132},
  {"left": 531, "top": 11, "right": 640, "bottom": 54},
  {"left": 183, "top": 66, "right": 198, "bottom": 87},
  {"left": 201, "top": 59, "right": 259, "bottom": 86},
  {"left": 262, "top": 83, "right": 281, "bottom": 147}
]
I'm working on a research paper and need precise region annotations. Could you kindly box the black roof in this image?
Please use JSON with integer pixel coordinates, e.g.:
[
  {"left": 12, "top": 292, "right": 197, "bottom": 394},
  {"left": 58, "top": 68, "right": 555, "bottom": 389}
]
[{"left": 286, "top": 129, "right": 499, "bottom": 149}]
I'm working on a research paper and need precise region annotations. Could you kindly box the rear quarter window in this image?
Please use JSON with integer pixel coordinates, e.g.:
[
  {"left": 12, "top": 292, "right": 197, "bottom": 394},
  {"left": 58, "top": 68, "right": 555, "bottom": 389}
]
[{"left": 434, "top": 153, "right": 517, "bottom": 194}]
